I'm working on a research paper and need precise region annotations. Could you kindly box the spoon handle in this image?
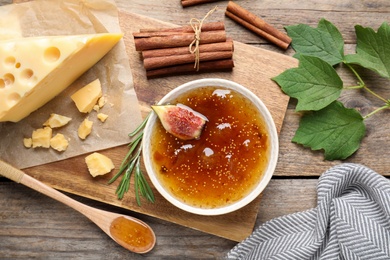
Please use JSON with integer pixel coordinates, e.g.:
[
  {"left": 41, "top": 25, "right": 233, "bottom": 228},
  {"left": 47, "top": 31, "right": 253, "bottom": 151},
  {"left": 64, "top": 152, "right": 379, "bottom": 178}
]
[
  {"left": 1, "top": 160, "right": 83, "bottom": 208},
  {"left": 0, "top": 160, "right": 111, "bottom": 231},
  {"left": 0, "top": 159, "right": 24, "bottom": 183}
]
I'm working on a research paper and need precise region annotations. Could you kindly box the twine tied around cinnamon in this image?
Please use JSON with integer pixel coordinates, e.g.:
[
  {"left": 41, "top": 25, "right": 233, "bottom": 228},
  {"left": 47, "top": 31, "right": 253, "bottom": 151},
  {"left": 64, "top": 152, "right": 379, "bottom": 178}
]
[{"left": 189, "top": 6, "right": 218, "bottom": 71}]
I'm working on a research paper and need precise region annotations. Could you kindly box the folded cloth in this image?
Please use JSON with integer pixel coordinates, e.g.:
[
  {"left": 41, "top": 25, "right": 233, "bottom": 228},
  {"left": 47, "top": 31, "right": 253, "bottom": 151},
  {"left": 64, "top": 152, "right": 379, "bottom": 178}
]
[{"left": 227, "top": 163, "right": 390, "bottom": 260}]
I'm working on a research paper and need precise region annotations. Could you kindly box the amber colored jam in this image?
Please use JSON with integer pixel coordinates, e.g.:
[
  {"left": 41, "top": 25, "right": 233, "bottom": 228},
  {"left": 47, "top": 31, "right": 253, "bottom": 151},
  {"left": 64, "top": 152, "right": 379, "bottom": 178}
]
[
  {"left": 109, "top": 217, "right": 155, "bottom": 253},
  {"left": 151, "top": 86, "right": 269, "bottom": 209}
]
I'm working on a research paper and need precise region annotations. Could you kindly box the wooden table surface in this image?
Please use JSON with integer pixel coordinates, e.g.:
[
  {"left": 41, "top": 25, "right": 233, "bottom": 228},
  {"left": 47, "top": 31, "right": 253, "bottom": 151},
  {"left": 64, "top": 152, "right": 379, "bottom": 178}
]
[{"left": 1, "top": 0, "right": 389, "bottom": 259}]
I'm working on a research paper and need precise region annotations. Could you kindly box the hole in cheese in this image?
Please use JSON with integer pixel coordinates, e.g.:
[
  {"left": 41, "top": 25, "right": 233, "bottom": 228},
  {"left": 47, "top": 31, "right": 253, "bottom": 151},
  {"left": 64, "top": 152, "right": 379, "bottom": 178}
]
[
  {"left": 44, "top": 46, "right": 61, "bottom": 62},
  {"left": 21, "top": 69, "right": 34, "bottom": 80},
  {"left": 0, "top": 79, "right": 4, "bottom": 89},
  {"left": 15, "top": 62, "right": 21, "bottom": 69},
  {"left": 3, "top": 73, "right": 14, "bottom": 86},
  {"left": 5, "top": 56, "right": 16, "bottom": 67},
  {"left": 7, "top": 93, "right": 21, "bottom": 106}
]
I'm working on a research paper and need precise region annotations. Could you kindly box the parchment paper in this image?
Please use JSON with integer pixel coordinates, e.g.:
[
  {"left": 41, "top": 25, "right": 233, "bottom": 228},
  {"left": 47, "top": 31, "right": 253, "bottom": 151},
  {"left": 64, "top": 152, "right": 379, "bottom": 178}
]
[{"left": 0, "top": 0, "right": 143, "bottom": 169}]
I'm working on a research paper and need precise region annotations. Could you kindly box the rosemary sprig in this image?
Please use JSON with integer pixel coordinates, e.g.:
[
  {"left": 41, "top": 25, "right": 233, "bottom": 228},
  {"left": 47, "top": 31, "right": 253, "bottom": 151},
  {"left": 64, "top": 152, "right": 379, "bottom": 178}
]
[{"left": 108, "top": 113, "right": 155, "bottom": 205}]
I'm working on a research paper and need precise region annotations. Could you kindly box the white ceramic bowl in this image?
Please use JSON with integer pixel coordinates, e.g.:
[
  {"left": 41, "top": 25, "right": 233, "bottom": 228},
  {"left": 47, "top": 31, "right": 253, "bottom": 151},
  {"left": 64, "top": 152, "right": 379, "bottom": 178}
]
[{"left": 142, "top": 78, "right": 278, "bottom": 215}]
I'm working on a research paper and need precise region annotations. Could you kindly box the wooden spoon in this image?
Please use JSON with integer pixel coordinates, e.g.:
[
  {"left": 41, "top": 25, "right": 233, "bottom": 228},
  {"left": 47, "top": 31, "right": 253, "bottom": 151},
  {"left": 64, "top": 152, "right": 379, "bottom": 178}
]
[{"left": 0, "top": 160, "right": 156, "bottom": 254}]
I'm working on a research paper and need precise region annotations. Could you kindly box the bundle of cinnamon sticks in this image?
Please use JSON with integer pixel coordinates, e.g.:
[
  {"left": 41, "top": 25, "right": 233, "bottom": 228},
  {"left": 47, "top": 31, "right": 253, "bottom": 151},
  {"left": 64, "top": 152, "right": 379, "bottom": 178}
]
[{"left": 133, "top": 21, "right": 234, "bottom": 78}]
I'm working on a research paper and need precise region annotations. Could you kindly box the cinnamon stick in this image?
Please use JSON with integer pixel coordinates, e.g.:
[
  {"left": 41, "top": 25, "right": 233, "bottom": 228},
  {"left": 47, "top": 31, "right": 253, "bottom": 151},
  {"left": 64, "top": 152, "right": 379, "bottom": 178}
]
[
  {"left": 133, "top": 31, "right": 193, "bottom": 38},
  {"left": 225, "top": 11, "right": 289, "bottom": 50},
  {"left": 143, "top": 51, "right": 233, "bottom": 70},
  {"left": 146, "top": 59, "right": 234, "bottom": 78},
  {"left": 139, "top": 21, "right": 225, "bottom": 34},
  {"left": 142, "top": 39, "right": 233, "bottom": 59},
  {"left": 134, "top": 30, "right": 227, "bottom": 51},
  {"left": 181, "top": 0, "right": 224, "bottom": 7},
  {"left": 225, "top": 1, "right": 291, "bottom": 49},
  {"left": 133, "top": 15, "right": 234, "bottom": 77}
]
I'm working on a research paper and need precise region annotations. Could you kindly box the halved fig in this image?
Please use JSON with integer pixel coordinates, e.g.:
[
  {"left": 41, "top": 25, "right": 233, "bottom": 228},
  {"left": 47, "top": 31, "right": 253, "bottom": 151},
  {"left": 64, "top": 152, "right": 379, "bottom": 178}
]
[{"left": 151, "top": 104, "right": 208, "bottom": 140}]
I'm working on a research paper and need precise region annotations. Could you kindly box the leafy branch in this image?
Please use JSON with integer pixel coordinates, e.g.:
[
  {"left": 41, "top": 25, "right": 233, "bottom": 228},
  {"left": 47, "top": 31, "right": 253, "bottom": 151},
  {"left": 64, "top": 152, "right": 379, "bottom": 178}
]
[
  {"left": 108, "top": 113, "right": 155, "bottom": 205},
  {"left": 273, "top": 19, "right": 390, "bottom": 160},
  {"left": 345, "top": 63, "right": 389, "bottom": 105}
]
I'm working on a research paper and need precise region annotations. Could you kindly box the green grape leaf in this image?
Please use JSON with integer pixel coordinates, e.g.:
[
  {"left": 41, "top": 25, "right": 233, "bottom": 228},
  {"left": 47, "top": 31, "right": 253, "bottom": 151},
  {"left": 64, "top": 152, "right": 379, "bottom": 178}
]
[
  {"left": 317, "top": 19, "right": 345, "bottom": 55},
  {"left": 292, "top": 101, "right": 366, "bottom": 160},
  {"left": 273, "top": 55, "right": 343, "bottom": 111},
  {"left": 285, "top": 18, "right": 344, "bottom": 66},
  {"left": 344, "top": 22, "right": 390, "bottom": 78}
]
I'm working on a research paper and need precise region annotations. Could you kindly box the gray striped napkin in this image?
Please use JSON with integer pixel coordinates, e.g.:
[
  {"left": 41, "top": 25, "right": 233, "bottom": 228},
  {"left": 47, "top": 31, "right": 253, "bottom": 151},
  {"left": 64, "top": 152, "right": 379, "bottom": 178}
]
[{"left": 227, "top": 163, "right": 390, "bottom": 260}]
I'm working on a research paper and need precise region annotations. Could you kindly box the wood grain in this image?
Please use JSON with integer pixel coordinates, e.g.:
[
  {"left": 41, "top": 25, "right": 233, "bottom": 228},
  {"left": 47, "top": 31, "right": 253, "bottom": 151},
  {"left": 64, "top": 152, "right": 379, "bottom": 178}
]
[
  {"left": 14, "top": 10, "right": 298, "bottom": 242},
  {"left": 114, "top": 0, "right": 389, "bottom": 47},
  {"left": 0, "top": 179, "right": 317, "bottom": 259},
  {"left": 2, "top": 0, "right": 390, "bottom": 258}
]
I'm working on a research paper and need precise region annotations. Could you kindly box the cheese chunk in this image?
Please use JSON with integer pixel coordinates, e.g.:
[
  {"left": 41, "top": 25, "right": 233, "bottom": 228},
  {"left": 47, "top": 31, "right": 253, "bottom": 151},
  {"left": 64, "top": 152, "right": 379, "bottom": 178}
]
[
  {"left": 32, "top": 127, "right": 52, "bottom": 148},
  {"left": 97, "top": 113, "right": 109, "bottom": 122},
  {"left": 78, "top": 118, "right": 93, "bottom": 139},
  {"left": 43, "top": 113, "right": 72, "bottom": 128},
  {"left": 23, "top": 138, "right": 32, "bottom": 148},
  {"left": 93, "top": 105, "right": 100, "bottom": 112},
  {"left": 98, "top": 95, "right": 107, "bottom": 108},
  {"left": 0, "top": 33, "right": 123, "bottom": 122},
  {"left": 50, "top": 133, "right": 69, "bottom": 152},
  {"left": 85, "top": 152, "right": 115, "bottom": 177},
  {"left": 71, "top": 78, "right": 102, "bottom": 113}
]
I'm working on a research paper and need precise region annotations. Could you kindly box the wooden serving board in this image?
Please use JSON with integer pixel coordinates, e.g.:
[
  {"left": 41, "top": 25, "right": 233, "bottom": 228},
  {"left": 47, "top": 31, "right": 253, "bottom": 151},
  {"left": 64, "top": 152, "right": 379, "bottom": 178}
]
[{"left": 23, "top": 11, "right": 298, "bottom": 242}]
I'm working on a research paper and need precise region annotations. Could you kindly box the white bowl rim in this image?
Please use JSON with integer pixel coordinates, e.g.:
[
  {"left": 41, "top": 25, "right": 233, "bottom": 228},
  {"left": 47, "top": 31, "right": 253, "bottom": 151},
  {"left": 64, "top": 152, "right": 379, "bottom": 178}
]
[{"left": 142, "top": 78, "right": 279, "bottom": 216}]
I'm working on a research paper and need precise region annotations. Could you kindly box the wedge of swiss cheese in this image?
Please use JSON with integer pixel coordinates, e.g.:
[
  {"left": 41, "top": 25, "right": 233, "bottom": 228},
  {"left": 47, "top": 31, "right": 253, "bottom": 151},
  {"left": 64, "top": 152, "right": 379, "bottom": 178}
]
[{"left": 0, "top": 33, "right": 123, "bottom": 122}]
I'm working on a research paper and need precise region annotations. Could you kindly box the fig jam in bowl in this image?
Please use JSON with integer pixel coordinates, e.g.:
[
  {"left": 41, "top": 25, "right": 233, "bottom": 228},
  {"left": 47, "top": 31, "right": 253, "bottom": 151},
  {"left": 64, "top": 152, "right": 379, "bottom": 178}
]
[{"left": 142, "top": 78, "right": 278, "bottom": 215}]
